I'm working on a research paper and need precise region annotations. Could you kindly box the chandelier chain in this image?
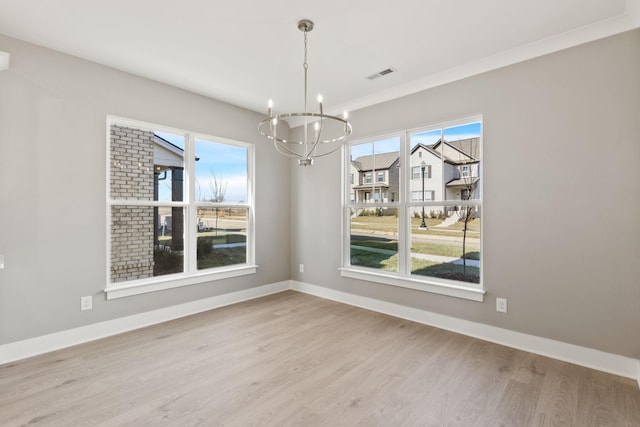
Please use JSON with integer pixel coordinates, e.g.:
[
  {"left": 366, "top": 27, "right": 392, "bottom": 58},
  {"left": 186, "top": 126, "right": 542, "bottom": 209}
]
[{"left": 303, "top": 29, "right": 309, "bottom": 115}]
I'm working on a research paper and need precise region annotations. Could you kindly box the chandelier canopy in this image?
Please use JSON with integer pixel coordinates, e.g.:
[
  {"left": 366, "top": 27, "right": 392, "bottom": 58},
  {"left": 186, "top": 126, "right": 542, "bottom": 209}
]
[{"left": 258, "top": 19, "right": 352, "bottom": 166}]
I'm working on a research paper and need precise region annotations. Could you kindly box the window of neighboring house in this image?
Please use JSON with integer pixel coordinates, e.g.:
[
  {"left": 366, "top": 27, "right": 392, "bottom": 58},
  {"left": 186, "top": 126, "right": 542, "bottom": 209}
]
[
  {"left": 106, "top": 117, "right": 255, "bottom": 299},
  {"left": 342, "top": 118, "right": 483, "bottom": 302},
  {"left": 411, "top": 191, "right": 434, "bottom": 201},
  {"left": 412, "top": 165, "right": 431, "bottom": 179},
  {"left": 365, "top": 172, "right": 373, "bottom": 184},
  {"left": 412, "top": 166, "right": 421, "bottom": 180},
  {"left": 350, "top": 174, "right": 354, "bottom": 185},
  {"left": 377, "top": 171, "right": 385, "bottom": 182}
]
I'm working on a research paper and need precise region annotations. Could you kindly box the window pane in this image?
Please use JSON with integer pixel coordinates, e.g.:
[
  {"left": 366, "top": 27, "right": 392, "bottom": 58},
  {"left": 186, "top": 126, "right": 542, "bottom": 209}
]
[
  {"left": 410, "top": 204, "right": 480, "bottom": 284},
  {"left": 350, "top": 208, "right": 398, "bottom": 272},
  {"left": 110, "top": 205, "right": 185, "bottom": 283},
  {"left": 110, "top": 125, "right": 156, "bottom": 201},
  {"left": 443, "top": 123, "right": 481, "bottom": 201},
  {"left": 349, "top": 137, "right": 400, "bottom": 204},
  {"left": 197, "top": 207, "right": 247, "bottom": 270},
  {"left": 154, "top": 132, "right": 186, "bottom": 202},
  {"left": 195, "top": 139, "right": 248, "bottom": 204}
]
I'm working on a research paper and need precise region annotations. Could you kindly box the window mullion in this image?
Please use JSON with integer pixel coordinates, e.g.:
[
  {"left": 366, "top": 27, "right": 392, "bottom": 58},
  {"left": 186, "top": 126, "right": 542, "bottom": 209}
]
[
  {"left": 398, "top": 132, "right": 409, "bottom": 275},
  {"left": 185, "top": 132, "right": 197, "bottom": 274}
]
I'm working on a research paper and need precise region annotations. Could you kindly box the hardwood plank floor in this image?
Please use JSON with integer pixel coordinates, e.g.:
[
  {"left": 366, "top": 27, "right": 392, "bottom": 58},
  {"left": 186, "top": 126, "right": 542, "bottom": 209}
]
[{"left": 1, "top": 291, "right": 638, "bottom": 426}]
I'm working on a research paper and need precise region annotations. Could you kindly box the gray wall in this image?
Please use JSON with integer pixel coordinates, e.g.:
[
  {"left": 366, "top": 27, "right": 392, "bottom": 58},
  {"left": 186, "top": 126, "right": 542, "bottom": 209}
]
[
  {"left": 291, "top": 30, "right": 640, "bottom": 358},
  {"left": 0, "top": 34, "right": 291, "bottom": 344}
]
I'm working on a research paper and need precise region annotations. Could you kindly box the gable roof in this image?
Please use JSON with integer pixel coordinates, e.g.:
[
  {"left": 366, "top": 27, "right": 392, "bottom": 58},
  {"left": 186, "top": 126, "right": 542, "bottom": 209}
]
[
  {"left": 429, "top": 138, "right": 480, "bottom": 164},
  {"left": 352, "top": 151, "right": 399, "bottom": 171}
]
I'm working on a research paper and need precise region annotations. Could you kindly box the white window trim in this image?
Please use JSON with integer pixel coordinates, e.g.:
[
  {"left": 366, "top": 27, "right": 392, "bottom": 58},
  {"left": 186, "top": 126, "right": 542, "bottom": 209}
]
[
  {"left": 105, "top": 116, "right": 256, "bottom": 299},
  {"left": 342, "top": 116, "right": 484, "bottom": 302}
]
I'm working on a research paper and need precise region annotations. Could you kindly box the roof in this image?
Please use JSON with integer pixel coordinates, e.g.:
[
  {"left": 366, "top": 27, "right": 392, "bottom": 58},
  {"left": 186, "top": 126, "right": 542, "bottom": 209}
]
[
  {"left": 431, "top": 138, "right": 480, "bottom": 164},
  {"left": 446, "top": 177, "right": 480, "bottom": 187},
  {"left": 352, "top": 151, "right": 399, "bottom": 171},
  {"left": 352, "top": 183, "right": 390, "bottom": 190}
]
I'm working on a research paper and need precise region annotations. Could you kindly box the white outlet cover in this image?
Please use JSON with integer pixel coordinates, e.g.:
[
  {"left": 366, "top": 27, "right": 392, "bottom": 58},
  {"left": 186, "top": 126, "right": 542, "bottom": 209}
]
[
  {"left": 496, "top": 298, "right": 507, "bottom": 313},
  {"left": 81, "top": 296, "right": 93, "bottom": 311}
]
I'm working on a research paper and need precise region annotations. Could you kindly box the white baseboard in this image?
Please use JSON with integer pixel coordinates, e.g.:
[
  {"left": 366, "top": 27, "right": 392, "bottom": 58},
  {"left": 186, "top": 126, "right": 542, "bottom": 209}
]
[
  {"left": 0, "top": 281, "right": 289, "bottom": 365},
  {"left": 2, "top": 279, "right": 638, "bottom": 387},
  {"left": 290, "top": 280, "right": 640, "bottom": 383}
]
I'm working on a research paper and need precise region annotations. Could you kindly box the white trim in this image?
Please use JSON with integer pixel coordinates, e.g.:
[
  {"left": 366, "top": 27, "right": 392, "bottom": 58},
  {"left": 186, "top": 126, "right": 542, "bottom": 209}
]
[
  {"left": 339, "top": 267, "right": 484, "bottom": 302},
  {"left": 105, "top": 265, "right": 258, "bottom": 299},
  {"left": 0, "top": 282, "right": 288, "bottom": 365},
  {"left": 333, "top": 9, "right": 640, "bottom": 117},
  {"left": 290, "top": 281, "right": 640, "bottom": 381},
  {"left": 0, "top": 51, "right": 9, "bottom": 71},
  {"left": 2, "top": 280, "right": 638, "bottom": 383}
]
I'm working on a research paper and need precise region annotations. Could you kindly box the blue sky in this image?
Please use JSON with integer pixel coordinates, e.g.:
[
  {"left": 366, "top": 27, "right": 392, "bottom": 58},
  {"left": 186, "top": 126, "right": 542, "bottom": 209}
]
[
  {"left": 156, "top": 131, "right": 248, "bottom": 203},
  {"left": 350, "top": 122, "right": 481, "bottom": 160}
]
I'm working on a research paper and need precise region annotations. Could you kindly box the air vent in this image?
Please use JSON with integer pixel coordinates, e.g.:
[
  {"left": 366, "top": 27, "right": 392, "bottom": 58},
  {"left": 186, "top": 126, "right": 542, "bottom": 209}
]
[{"left": 367, "top": 67, "right": 397, "bottom": 80}]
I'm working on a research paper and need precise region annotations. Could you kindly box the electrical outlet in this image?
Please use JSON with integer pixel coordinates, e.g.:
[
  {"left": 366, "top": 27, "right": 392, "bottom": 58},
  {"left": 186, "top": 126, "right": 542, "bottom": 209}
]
[
  {"left": 299, "top": 263, "right": 304, "bottom": 273},
  {"left": 80, "top": 296, "right": 93, "bottom": 311},
  {"left": 496, "top": 297, "right": 507, "bottom": 313}
]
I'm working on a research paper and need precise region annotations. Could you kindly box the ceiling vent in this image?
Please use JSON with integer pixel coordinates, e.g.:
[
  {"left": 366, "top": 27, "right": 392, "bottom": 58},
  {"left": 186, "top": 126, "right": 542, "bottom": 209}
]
[{"left": 367, "top": 67, "right": 396, "bottom": 80}]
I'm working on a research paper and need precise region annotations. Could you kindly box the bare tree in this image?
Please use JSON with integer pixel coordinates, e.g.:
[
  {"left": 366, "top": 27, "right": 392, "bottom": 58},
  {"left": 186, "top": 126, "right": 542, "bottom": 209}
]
[
  {"left": 196, "top": 171, "right": 228, "bottom": 235},
  {"left": 208, "top": 172, "right": 227, "bottom": 235},
  {"left": 453, "top": 140, "right": 480, "bottom": 278}
]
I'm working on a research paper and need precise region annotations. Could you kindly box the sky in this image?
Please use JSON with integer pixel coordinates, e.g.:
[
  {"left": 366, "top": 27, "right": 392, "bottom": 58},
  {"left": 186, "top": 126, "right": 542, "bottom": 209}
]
[
  {"left": 350, "top": 122, "right": 481, "bottom": 160},
  {"left": 155, "top": 131, "right": 248, "bottom": 203}
]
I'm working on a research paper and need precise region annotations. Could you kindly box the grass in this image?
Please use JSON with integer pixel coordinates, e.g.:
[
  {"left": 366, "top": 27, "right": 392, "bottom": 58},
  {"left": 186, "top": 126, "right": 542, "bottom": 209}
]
[
  {"left": 350, "top": 249, "right": 479, "bottom": 284},
  {"left": 351, "top": 238, "right": 480, "bottom": 260},
  {"left": 351, "top": 215, "right": 480, "bottom": 239}
]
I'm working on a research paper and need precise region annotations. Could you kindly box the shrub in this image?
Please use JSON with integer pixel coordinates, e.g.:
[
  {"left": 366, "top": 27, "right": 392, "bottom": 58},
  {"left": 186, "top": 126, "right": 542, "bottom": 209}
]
[
  {"left": 153, "top": 248, "right": 183, "bottom": 275},
  {"left": 197, "top": 237, "right": 214, "bottom": 259}
]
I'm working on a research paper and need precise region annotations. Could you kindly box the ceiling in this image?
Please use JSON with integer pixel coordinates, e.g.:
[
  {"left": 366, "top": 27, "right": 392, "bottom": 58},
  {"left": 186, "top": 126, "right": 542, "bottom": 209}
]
[{"left": 0, "top": 1, "right": 638, "bottom": 117}]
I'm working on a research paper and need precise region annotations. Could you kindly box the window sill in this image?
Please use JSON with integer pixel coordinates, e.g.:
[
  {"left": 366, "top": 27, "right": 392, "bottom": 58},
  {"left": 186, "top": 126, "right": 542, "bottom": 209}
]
[
  {"left": 105, "top": 265, "right": 258, "bottom": 299},
  {"left": 339, "top": 267, "right": 485, "bottom": 302}
]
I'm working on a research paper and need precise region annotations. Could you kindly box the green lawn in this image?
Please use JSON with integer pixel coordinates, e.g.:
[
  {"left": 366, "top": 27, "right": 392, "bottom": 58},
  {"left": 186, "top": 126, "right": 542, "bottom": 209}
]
[
  {"left": 349, "top": 249, "right": 479, "bottom": 284},
  {"left": 351, "top": 239, "right": 479, "bottom": 260},
  {"left": 351, "top": 215, "right": 480, "bottom": 238}
]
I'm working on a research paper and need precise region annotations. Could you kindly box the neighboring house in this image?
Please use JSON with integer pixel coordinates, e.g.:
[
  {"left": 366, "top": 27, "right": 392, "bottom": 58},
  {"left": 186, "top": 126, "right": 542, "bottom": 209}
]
[
  {"left": 350, "top": 151, "right": 400, "bottom": 204},
  {"left": 410, "top": 137, "right": 481, "bottom": 216},
  {"left": 350, "top": 137, "right": 480, "bottom": 217}
]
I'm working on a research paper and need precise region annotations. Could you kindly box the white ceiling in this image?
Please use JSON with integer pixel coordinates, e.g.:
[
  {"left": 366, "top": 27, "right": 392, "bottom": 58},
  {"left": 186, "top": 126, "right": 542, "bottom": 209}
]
[{"left": 0, "top": 0, "right": 639, "bottom": 116}]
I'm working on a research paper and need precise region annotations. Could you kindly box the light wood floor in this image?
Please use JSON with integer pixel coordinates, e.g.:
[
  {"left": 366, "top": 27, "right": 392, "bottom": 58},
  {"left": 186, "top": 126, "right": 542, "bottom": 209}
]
[{"left": 1, "top": 291, "right": 638, "bottom": 426}]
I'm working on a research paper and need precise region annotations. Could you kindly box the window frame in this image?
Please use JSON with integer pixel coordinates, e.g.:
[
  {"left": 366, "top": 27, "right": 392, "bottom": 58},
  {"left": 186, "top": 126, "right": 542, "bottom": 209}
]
[
  {"left": 341, "top": 116, "right": 484, "bottom": 302},
  {"left": 105, "top": 116, "right": 256, "bottom": 299}
]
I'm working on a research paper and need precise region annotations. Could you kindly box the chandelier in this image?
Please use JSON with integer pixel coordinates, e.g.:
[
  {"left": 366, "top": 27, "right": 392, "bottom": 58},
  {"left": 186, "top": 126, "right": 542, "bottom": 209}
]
[{"left": 258, "top": 19, "right": 352, "bottom": 166}]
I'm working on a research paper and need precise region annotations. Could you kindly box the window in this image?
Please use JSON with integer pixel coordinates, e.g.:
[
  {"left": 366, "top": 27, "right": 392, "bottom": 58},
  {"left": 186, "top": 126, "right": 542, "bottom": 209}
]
[
  {"left": 377, "top": 171, "right": 385, "bottom": 182},
  {"left": 342, "top": 118, "right": 483, "bottom": 301},
  {"left": 106, "top": 117, "right": 255, "bottom": 298},
  {"left": 412, "top": 164, "right": 431, "bottom": 179},
  {"left": 412, "top": 166, "right": 421, "bottom": 180},
  {"left": 364, "top": 172, "right": 373, "bottom": 183},
  {"left": 411, "top": 191, "right": 434, "bottom": 201}
]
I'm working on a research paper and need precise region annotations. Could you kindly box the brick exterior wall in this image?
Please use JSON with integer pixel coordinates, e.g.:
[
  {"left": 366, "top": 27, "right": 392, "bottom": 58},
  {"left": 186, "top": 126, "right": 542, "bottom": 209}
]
[{"left": 109, "top": 125, "right": 155, "bottom": 283}]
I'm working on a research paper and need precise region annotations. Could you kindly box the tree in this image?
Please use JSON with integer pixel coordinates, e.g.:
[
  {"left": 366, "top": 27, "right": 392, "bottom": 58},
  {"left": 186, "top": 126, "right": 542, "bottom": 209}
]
[
  {"left": 453, "top": 140, "right": 480, "bottom": 278},
  {"left": 208, "top": 172, "right": 227, "bottom": 235},
  {"left": 196, "top": 171, "right": 227, "bottom": 235}
]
